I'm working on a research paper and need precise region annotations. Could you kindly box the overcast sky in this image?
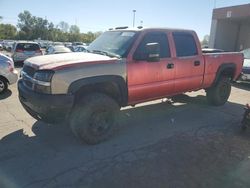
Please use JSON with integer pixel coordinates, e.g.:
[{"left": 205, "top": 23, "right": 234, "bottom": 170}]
[{"left": 0, "top": 0, "right": 250, "bottom": 39}]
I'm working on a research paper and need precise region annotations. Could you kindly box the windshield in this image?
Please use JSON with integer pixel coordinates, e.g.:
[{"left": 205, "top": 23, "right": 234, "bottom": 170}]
[{"left": 88, "top": 31, "right": 137, "bottom": 58}]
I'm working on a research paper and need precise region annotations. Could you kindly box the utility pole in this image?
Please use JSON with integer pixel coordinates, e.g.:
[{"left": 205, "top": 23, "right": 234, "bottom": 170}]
[{"left": 133, "top": 10, "right": 136, "bottom": 27}]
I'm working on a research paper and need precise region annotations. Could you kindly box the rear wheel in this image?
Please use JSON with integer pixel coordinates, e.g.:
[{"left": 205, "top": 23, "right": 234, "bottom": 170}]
[
  {"left": 206, "top": 77, "right": 231, "bottom": 106},
  {"left": 70, "top": 93, "right": 120, "bottom": 144},
  {"left": 0, "top": 78, "right": 8, "bottom": 94}
]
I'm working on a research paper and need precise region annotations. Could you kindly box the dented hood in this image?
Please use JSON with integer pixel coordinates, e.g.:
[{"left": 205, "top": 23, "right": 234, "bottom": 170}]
[{"left": 24, "top": 52, "right": 117, "bottom": 70}]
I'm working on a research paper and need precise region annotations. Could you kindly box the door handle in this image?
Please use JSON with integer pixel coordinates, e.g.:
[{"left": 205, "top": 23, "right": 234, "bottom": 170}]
[
  {"left": 194, "top": 61, "right": 200, "bottom": 66},
  {"left": 167, "top": 63, "right": 174, "bottom": 69}
]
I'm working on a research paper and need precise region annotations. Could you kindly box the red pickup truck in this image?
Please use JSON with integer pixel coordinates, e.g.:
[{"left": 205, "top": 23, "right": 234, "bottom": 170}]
[{"left": 18, "top": 27, "right": 243, "bottom": 144}]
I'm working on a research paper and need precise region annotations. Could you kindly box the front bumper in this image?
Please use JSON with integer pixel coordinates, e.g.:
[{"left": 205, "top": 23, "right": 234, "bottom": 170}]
[
  {"left": 18, "top": 80, "right": 74, "bottom": 123},
  {"left": 241, "top": 73, "right": 250, "bottom": 81},
  {"left": 241, "top": 67, "right": 250, "bottom": 81}
]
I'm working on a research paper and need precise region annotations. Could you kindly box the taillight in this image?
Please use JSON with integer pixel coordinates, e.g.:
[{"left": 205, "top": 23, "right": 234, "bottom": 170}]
[{"left": 7, "top": 61, "right": 14, "bottom": 72}]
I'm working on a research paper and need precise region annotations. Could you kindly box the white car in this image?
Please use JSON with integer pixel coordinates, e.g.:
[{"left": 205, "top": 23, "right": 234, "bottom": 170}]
[
  {"left": 0, "top": 53, "right": 18, "bottom": 94},
  {"left": 241, "top": 48, "right": 250, "bottom": 81},
  {"left": 45, "top": 45, "right": 72, "bottom": 54}
]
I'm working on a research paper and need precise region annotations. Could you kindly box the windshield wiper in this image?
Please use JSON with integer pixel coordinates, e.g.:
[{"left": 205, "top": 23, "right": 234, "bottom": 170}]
[{"left": 90, "top": 50, "right": 120, "bottom": 58}]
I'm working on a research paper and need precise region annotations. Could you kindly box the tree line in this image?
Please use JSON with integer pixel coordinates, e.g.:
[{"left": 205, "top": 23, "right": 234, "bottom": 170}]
[{"left": 0, "top": 11, "right": 102, "bottom": 43}]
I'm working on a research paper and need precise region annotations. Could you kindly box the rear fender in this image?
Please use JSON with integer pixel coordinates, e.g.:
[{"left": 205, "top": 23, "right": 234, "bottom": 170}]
[{"left": 212, "top": 63, "right": 236, "bottom": 86}]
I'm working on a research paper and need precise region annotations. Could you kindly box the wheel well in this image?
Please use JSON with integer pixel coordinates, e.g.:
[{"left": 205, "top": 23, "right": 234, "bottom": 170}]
[
  {"left": 220, "top": 67, "right": 235, "bottom": 80},
  {"left": 74, "top": 82, "right": 122, "bottom": 106},
  {"left": 0, "top": 76, "right": 9, "bottom": 84}
]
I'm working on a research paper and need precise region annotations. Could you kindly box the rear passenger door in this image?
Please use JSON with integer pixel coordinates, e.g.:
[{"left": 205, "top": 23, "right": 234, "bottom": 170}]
[{"left": 171, "top": 32, "right": 205, "bottom": 93}]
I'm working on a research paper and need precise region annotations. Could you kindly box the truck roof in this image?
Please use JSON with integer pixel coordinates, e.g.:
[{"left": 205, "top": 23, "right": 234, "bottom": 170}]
[{"left": 110, "top": 27, "right": 196, "bottom": 33}]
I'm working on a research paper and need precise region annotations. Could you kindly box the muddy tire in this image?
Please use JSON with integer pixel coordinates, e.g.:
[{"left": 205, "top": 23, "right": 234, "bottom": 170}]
[
  {"left": 70, "top": 93, "right": 120, "bottom": 144},
  {"left": 206, "top": 77, "right": 231, "bottom": 106},
  {"left": 0, "top": 77, "right": 8, "bottom": 94}
]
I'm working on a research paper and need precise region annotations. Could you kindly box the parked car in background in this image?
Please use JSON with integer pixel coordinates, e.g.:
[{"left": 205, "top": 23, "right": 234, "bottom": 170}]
[
  {"left": 53, "top": 42, "right": 64, "bottom": 46},
  {"left": 0, "top": 53, "right": 18, "bottom": 94},
  {"left": 241, "top": 48, "right": 250, "bottom": 81},
  {"left": 45, "top": 45, "right": 72, "bottom": 55},
  {"left": 72, "top": 42, "right": 86, "bottom": 46},
  {"left": 64, "top": 42, "right": 72, "bottom": 47},
  {"left": 73, "top": 45, "right": 87, "bottom": 52},
  {"left": 3, "top": 40, "right": 15, "bottom": 51},
  {"left": 0, "top": 44, "right": 3, "bottom": 51},
  {"left": 11, "top": 42, "right": 42, "bottom": 64},
  {"left": 67, "top": 45, "right": 75, "bottom": 52}
]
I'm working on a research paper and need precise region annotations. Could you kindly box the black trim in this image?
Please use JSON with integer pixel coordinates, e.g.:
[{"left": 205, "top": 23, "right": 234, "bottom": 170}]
[
  {"left": 18, "top": 80, "right": 74, "bottom": 123},
  {"left": 212, "top": 63, "right": 236, "bottom": 86},
  {"left": 68, "top": 75, "right": 128, "bottom": 106}
]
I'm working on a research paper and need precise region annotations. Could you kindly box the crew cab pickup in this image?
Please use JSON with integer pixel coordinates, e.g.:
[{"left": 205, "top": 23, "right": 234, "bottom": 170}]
[{"left": 18, "top": 27, "right": 243, "bottom": 144}]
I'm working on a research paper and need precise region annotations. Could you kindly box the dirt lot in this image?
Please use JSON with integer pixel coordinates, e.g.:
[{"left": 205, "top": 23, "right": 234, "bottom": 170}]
[{"left": 0, "top": 76, "right": 250, "bottom": 188}]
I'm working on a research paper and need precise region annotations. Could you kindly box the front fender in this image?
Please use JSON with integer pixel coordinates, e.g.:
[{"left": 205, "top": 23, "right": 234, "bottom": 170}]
[{"left": 68, "top": 75, "right": 128, "bottom": 106}]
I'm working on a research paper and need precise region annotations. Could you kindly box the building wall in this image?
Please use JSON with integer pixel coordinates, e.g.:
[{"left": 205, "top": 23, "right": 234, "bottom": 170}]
[
  {"left": 213, "top": 20, "right": 239, "bottom": 51},
  {"left": 237, "top": 24, "right": 250, "bottom": 50},
  {"left": 209, "top": 4, "right": 250, "bottom": 52},
  {"left": 208, "top": 20, "right": 217, "bottom": 48}
]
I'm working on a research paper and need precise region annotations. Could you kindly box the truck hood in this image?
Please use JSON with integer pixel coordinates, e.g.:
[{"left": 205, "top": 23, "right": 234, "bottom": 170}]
[{"left": 24, "top": 52, "right": 118, "bottom": 70}]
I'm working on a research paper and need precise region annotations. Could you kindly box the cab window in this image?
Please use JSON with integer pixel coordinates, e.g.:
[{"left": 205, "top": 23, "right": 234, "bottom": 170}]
[
  {"left": 173, "top": 32, "right": 198, "bottom": 57},
  {"left": 134, "top": 32, "right": 170, "bottom": 61}
]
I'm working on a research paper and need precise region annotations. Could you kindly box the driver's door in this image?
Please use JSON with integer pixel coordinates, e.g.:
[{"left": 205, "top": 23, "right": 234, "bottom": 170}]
[{"left": 127, "top": 32, "right": 174, "bottom": 104}]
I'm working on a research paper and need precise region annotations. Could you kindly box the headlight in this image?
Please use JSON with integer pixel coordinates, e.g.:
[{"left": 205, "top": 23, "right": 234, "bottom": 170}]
[
  {"left": 33, "top": 70, "right": 54, "bottom": 82},
  {"left": 33, "top": 70, "right": 54, "bottom": 94}
]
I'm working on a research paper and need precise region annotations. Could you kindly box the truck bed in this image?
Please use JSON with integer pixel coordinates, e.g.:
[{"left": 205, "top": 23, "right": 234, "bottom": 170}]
[{"left": 202, "top": 52, "right": 243, "bottom": 88}]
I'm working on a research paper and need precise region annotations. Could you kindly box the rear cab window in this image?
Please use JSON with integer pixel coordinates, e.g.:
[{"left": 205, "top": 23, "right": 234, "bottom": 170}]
[
  {"left": 16, "top": 43, "right": 40, "bottom": 51},
  {"left": 173, "top": 32, "right": 198, "bottom": 57}
]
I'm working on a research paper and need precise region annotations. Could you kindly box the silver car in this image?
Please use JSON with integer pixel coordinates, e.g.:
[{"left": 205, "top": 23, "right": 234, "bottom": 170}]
[
  {"left": 0, "top": 53, "right": 18, "bottom": 94},
  {"left": 12, "top": 42, "right": 42, "bottom": 63},
  {"left": 45, "top": 45, "right": 72, "bottom": 54}
]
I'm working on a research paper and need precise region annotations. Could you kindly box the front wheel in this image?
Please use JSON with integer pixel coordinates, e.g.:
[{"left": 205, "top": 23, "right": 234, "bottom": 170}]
[
  {"left": 69, "top": 93, "right": 120, "bottom": 144},
  {"left": 0, "top": 78, "right": 8, "bottom": 94},
  {"left": 206, "top": 77, "right": 231, "bottom": 106}
]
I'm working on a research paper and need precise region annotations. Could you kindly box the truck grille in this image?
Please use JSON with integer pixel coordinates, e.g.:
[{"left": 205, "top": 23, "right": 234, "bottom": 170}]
[
  {"left": 22, "top": 65, "right": 36, "bottom": 77},
  {"left": 22, "top": 65, "right": 36, "bottom": 89}
]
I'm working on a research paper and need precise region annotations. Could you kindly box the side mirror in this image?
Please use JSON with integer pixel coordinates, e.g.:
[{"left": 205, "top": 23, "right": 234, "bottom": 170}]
[{"left": 146, "top": 42, "right": 160, "bottom": 62}]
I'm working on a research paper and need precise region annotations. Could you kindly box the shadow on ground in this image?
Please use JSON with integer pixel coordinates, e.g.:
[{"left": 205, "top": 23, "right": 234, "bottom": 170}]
[
  {"left": 0, "top": 90, "right": 12, "bottom": 100},
  {"left": 233, "top": 82, "right": 250, "bottom": 91},
  {"left": 1, "top": 94, "right": 249, "bottom": 188}
]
